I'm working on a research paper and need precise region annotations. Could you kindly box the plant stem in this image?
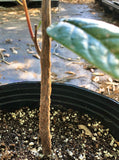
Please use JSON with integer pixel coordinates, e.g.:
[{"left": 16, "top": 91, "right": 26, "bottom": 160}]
[
  {"left": 39, "top": 0, "right": 51, "bottom": 156},
  {"left": 22, "top": 0, "right": 41, "bottom": 56},
  {"left": 23, "top": 0, "right": 51, "bottom": 155},
  {"left": 22, "top": 0, "right": 34, "bottom": 39}
]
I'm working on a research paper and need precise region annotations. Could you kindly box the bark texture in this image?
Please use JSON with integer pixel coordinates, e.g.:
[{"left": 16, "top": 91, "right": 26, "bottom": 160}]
[{"left": 39, "top": 0, "right": 51, "bottom": 156}]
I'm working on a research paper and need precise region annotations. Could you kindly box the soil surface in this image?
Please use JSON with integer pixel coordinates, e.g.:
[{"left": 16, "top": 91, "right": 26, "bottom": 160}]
[
  {"left": 0, "top": 1, "right": 119, "bottom": 101},
  {"left": 0, "top": 105, "right": 119, "bottom": 159}
]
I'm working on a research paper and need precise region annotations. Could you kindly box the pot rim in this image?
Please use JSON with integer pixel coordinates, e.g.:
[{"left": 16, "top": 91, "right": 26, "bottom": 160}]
[{"left": 0, "top": 81, "right": 119, "bottom": 140}]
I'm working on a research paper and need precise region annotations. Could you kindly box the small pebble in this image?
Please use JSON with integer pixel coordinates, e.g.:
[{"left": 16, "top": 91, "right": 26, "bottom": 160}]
[{"left": 29, "top": 142, "right": 34, "bottom": 146}]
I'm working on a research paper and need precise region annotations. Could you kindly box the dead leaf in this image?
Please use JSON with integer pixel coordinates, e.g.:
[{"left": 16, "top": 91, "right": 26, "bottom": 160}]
[
  {"left": 92, "top": 72, "right": 104, "bottom": 76},
  {"left": 5, "top": 39, "right": 13, "bottom": 43},
  {"left": 92, "top": 76, "right": 99, "bottom": 82},
  {"left": 106, "top": 82, "right": 118, "bottom": 86},
  {"left": 4, "top": 53, "right": 10, "bottom": 57},
  {"left": 65, "top": 71, "right": 76, "bottom": 75},
  {"left": 27, "top": 43, "right": 35, "bottom": 47},
  {"left": 78, "top": 124, "right": 93, "bottom": 137},
  {"left": 90, "top": 68, "right": 95, "bottom": 73},
  {"left": 98, "top": 87, "right": 105, "bottom": 94},
  {"left": 32, "top": 54, "right": 40, "bottom": 59},
  {"left": 51, "top": 72, "right": 58, "bottom": 81},
  {"left": 10, "top": 47, "right": 18, "bottom": 54},
  {"left": 0, "top": 48, "right": 6, "bottom": 52},
  {"left": 27, "top": 50, "right": 35, "bottom": 54}
]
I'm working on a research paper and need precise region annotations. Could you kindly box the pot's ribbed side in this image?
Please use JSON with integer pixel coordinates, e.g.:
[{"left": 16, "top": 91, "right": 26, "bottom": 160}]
[{"left": 0, "top": 81, "right": 119, "bottom": 140}]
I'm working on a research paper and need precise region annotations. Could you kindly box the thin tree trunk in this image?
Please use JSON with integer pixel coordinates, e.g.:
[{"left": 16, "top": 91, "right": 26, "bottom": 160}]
[{"left": 39, "top": 0, "right": 51, "bottom": 156}]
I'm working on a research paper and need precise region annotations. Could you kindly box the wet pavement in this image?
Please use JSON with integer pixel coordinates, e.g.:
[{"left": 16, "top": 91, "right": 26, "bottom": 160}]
[{"left": 0, "top": 2, "right": 119, "bottom": 91}]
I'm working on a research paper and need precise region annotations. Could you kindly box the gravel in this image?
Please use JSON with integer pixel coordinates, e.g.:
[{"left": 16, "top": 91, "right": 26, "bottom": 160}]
[{"left": 0, "top": 105, "right": 119, "bottom": 159}]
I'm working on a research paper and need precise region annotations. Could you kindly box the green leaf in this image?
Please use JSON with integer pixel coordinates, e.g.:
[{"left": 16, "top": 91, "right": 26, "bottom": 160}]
[{"left": 47, "top": 18, "right": 119, "bottom": 79}]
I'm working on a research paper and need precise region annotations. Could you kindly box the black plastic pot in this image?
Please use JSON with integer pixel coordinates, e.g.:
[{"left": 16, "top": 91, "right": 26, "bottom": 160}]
[{"left": 0, "top": 81, "right": 119, "bottom": 141}]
